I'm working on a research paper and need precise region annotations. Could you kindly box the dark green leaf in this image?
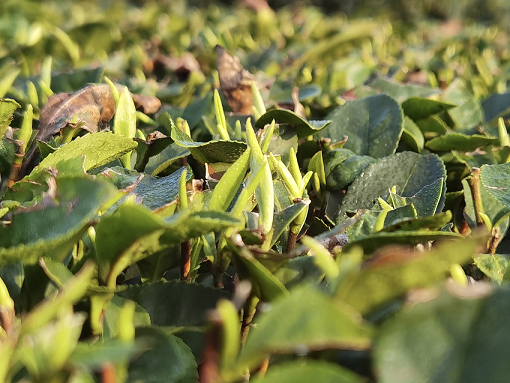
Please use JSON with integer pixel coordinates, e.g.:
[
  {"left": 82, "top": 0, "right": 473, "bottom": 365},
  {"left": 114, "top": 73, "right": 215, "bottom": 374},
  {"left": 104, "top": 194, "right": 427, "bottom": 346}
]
[
  {"left": 128, "top": 326, "right": 197, "bottom": 383},
  {"left": 375, "top": 285, "right": 510, "bottom": 383},
  {"left": 269, "top": 84, "right": 322, "bottom": 104},
  {"left": 401, "top": 116, "right": 424, "bottom": 153},
  {"left": 345, "top": 229, "right": 462, "bottom": 255},
  {"left": 366, "top": 78, "right": 439, "bottom": 102},
  {"left": 337, "top": 235, "right": 485, "bottom": 314},
  {"left": 320, "top": 94, "right": 403, "bottom": 158},
  {"left": 426, "top": 133, "right": 498, "bottom": 152},
  {"left": 402, "top": 97, "right": 456, "bottom": 121},
  {"left": 482, "top": 91, "right": 510, "bottom": 123},
  {"left": 118, "top": 280, "right": 230, "bottom": 326},
  {"left": 0, "top": 99, "right": 20, "bottom": 139},
  {"left": 238, "top": 284, "right": 372, "bottom": 369},
  {"left": 0, "top": 176, "right": 116, "bottom": 267},
  {"left": 255, "top": 109, "right": 332, "bottom": 139},
  {"left": 480, "top": 163, "right": 510, "bottom": 210},
  {"left": 251, "top": 361, "right": 362, "bottom": 383},
  {"left": 337, "top": 152, "right": 446, "bottom": 222},
  {"left": 474, "top": 254, "right": 510, "bottom": 284},
  {"left": 171, "top": 124, "right": 246, "bottom": 163},
  {"left": 443, "top": 78, "right": 484, "bottom": 130}
]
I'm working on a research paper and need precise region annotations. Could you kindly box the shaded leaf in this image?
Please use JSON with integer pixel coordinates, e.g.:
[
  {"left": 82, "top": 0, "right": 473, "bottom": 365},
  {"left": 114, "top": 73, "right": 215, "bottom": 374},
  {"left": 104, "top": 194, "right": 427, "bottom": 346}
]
[
  {"left": 171, "top": 124, "right": 246, "bottom": 163},
  {"left": 482, "top": 91, "right": 510, "bottom": 123},
  {"left": 272, "top": 200, "right": 311, "bottom": 247},
  {"left": 401, "top": 116, "right": 424, "bottom": 153},
  {"left": 255, "top": 109, "right": 332, "bottom": 138},
  {"left": 426, "top": 133, "right": 498, "bottom": 152},
  {"left": 474, "top": 254, "right": 510, "bottom": 284},
  {"left": 443, "top": 78, "right": 483, "bottom": 130},
  {"left": 128, "top": 326, "right": 197, "bottom": 383},
  {"left": 0, "top": 99, "right": 20, "bottom": 139},
  {"left": 402, "top": 97, "right": 456, "bottom": 121},
  {"left": 227, "top": 237, "right": 288, "bottom": 301},
  {"left": 270, "top": 84, "right": 322, "bottom": 104},
  {"left": 118, "top": 280, "right": 230, "bottom": 327},
  {"left": 345, "top": 229, "right": 462, "bottom": 255},
  {"left": 70, "top": 339, "right": 143, "bottom": 369}
]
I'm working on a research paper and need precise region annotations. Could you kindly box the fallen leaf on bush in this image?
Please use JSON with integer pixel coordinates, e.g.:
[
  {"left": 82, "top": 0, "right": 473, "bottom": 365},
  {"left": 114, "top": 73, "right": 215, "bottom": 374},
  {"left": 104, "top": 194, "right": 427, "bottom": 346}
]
[{"left": 215, "top": 45, "right": 254, "bottom": 114}]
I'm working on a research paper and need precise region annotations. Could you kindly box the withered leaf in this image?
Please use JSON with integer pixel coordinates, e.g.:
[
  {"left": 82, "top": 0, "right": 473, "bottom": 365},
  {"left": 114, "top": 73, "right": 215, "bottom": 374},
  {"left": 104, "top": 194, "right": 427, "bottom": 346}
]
[
  {"left": 215, "top": 45, "right": 255, "bottom": 114},
  {"left": 38, "top": 84, "right": 161, "bottom": 141},
  {"left": 20, "top": 84, "right": 161, "bottom": 180}
]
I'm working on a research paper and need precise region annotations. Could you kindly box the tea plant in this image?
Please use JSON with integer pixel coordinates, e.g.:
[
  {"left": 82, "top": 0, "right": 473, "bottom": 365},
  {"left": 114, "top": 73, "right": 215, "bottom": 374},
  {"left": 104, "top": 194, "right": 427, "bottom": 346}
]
[{"left": 2, "top": 1, "right": 510, "bottom": 382}]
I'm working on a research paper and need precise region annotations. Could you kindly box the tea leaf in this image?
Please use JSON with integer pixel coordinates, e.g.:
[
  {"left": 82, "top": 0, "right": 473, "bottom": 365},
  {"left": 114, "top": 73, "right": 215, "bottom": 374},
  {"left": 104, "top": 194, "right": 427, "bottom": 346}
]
[{"left": 320, "top": 94, "right": 403, "bottom": 158}]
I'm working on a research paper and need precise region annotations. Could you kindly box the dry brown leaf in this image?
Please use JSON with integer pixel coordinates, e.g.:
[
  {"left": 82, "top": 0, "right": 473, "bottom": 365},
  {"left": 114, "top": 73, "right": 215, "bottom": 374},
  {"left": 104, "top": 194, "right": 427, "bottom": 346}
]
[
  {"left": 292, "top": 86, "right": 306, "bottom": 118},
  {"left": 215, "top": 45, "right": 254, "bottom": 114},
  {"left": 38, "top": 84, "right": 160, "bottom": 140},
  {"left": 19, "top": 84, "right": 161, "bottom": 179}
]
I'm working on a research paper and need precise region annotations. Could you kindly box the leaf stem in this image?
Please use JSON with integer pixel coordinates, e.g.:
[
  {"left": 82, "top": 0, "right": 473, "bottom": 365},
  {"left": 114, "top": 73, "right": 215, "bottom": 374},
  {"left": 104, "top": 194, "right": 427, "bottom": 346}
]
[
  {"left": 198, "top": 327, "right": 221, "bottom": 383},
  {"left": 469, "top": 168, "right": 484, "bottom": 227},
  {"left": 181, "top": 240, "right": 191, "bottom": 282},
  {"left": 241, "top": 294, "right": 259, "bottom": 345}
]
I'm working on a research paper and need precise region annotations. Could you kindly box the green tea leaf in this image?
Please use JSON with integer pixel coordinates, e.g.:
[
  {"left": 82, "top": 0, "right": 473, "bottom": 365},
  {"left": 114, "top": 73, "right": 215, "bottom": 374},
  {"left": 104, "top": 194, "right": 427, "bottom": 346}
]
[
  {"left": 375, "top": 285, "right": 510, "bottom": 383},
  {"left": 443, "top": 78, "right": 484, "bottom": 130},
  {"left": 238, "top": 284, "right": 372, "bottom": 369},
  {"left": 0, "top": 176, "right": 116, "bottom": 268},
  {"left": 251, "top": 361, "right": 362, "bottom": 383},
  {"left": 320, "top": 94, "right": 403, "bottom": 158},
  {"left": 474, "top": 254, "right": 510, "bottom": 284},
  {"left": 171, "top": 123, "right": 246, "bottom": 163},
  {"left": 32, "top": 132, "right": 137, "bottom": 177},
  {"left": 337, "top": 235, "right": 485, "bottom": 314},
  {"left": 345, "top": 229, "right": 462, "bottom": 254},
  {"left": 127, "top": 327, "right": 197, "bottom": 383},
  {"left": 401, "top": 116, "right": 424, "bottom": 153},
  {"left": 209, "top": 148, "right": 250, "bottom": 212},
  {"left": 227, "top": 237, "right": 288, "bottom": 302},
  {"left": 480, "top": 163, "right": 510, "bottom": 210},
  {"left": 20, "top": 262, "right": 95, "bottom": 335},
  {"left": 482, "top": 91, "right": 510, "bottom": 123},
  {"left": 0, "top": 99, "right": 20, "bottom": 139},
  {"left": 18, "top": 312, "right": 86, "bottom": 377},
  {"left": 337, "top": 152, "right": 446, "bottom": 222},
  {"left": 366, "top": 78, "right": 439, "bottom": 102},
  {"left": 402, "top": 97, "right": 456, "bottom": 121},
  {"left": 426, "top": 133, "right": 498, "bottom": 152},
  {"left": 118, "top": 280, "right": 230, "bottom": 326}
]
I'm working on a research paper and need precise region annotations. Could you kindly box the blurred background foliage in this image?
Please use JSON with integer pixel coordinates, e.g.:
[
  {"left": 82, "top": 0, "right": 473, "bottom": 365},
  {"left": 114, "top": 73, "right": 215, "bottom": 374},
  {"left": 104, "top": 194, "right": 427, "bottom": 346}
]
[{"left": 2, "top": 0, "right": 510, "bottom": 135}]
